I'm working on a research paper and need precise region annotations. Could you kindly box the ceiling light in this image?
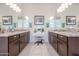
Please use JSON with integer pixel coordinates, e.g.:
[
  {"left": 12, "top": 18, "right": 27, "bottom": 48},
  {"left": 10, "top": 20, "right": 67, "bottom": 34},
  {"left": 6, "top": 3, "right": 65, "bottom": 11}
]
[
  {"left": 57, "top": 3, "right": 72, "bottom": 13},
  {"left": 10, "top": 4, "right": 17, "bottom": 9},
  {"left": 5, "top": 3, "right": 21, "bottom": 13},
  {"left": 14, "top": 6, "right": 21, "bottom": 13},
  {"left": 64, "top": 3, "right": 69, "bottom": 8},
  {"left": 25, "top": 16, "right": 29, "bottom": 20},
  {"left": 50, "top": 16, "right": 54, "bottom": 20},
  {"left": 57, "top": 4, "right": 65, "bottom": 13},
  {"left": 57, "top": 5, "right": 65, "bottom": 13},
  {"left": 57, "top": 9, "right": 62, "bottom": 13}
]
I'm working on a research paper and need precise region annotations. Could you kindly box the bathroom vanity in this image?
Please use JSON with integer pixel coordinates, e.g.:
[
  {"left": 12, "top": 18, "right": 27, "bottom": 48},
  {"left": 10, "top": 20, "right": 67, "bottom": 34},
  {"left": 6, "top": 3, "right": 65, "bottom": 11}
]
[
  {"left": 0, "top": 31, "right": 30, "bottom": 56},
  {"left": 49, "top": 31, "right": 79, "bottom": 56}
]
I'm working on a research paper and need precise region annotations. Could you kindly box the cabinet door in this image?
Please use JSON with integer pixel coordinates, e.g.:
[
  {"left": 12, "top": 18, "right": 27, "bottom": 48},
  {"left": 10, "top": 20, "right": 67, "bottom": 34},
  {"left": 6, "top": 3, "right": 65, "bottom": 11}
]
[
  {"left": 20, "top": 37, "right": 25, "bottom": 52},
  {"left": 9, "top": 39, "right": 19, "bottom": 56},
  {"left": 25, "top": 33, "right": 28, "bottom": 44},
  {"left": 53, "top": 37, "right": 57, "bottom": 51},
  {"left": 27, "top": 32, "right": 30, "bottom": 43},
  {"left": 57, "top": 39, "right": 67, "bottom": 56},
  {"left": 20, "top": 33, "right": 26, "bottom": 52},
  {"left": 68, "top": 37, "right": 79, "bottom": 56},
  {"left": 48, "top": 32, "right": 52, "bottom": 44}
]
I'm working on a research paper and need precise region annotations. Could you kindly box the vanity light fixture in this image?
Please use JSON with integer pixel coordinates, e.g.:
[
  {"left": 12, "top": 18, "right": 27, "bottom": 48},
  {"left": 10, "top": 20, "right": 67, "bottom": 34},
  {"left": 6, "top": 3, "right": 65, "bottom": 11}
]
[
  {"left": 50, "top": 16, "right": 54, "bottom": 20},
  {"left": 5, "top": 3, "right": 21, "bottom": 13},
  {"left": 25, "top": 16, "right": 29, "bottom": 20},
  {"left": 57, "top": 3, "right": 72, "bottom": 13}
]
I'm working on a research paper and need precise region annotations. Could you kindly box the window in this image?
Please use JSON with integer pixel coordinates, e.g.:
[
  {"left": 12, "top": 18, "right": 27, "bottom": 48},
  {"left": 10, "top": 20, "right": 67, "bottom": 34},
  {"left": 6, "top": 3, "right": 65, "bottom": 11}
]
[
  {"left": 17, "top": 20, "right": 23, "bottom": 28},
  {"left": 17, "top": 19, "right": 32, "bottom": 29},
  {"left": 49, "top": 19, "right": 62, "bottom": 29},
  {"left": 23, "top": 20, "right": 30, "bottom": 28}
]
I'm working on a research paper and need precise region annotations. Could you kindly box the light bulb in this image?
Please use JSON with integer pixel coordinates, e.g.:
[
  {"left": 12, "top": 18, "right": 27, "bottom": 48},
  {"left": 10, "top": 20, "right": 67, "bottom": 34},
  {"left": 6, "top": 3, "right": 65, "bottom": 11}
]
[
  {"left": 50, "top": 16, "right": 54, "bottom": 20},
  {"left": 5, "top": 3, "right": 21, "bottom": 13},
  {"left": 57, "top": 3, "right": 72, "bottom": 13},
  {"left": 25, "top": 16, "right": 29, "bottom": 20}
]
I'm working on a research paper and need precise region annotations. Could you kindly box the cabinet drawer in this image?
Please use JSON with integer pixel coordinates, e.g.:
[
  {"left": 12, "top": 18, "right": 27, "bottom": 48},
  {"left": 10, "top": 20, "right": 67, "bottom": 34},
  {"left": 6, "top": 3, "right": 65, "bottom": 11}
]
[
  {"left": 58, "top": 35, "right": 67, "bottom": 42},
  {"left": 20, "top": 33, "right": 26, "bottom": 37},
  {"left": 9, "top": 35, "right": 19, "bottom": 43}
]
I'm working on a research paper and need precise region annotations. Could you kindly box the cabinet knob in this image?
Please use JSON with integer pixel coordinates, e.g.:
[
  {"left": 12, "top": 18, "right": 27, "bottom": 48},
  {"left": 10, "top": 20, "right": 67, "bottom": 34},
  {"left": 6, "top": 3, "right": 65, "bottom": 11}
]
[{"left": 14, "top": 36, "right": 17, "bottom": 38}]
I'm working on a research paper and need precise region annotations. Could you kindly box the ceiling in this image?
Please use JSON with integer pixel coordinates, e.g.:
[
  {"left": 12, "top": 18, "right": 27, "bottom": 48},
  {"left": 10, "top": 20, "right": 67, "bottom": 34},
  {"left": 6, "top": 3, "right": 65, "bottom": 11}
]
[
  {"left": 17, "top": 3, "right": 61, "bottom": 16},
  {"left": 0, "top": 3, "right": 79, "bottom": 17}
]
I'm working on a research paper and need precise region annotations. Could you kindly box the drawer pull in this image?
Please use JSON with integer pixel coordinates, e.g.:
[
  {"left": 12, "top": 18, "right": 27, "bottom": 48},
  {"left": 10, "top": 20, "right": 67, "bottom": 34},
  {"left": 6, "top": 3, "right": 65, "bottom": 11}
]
[
  {"left": 14, "top": 36, "right": 17, "bottom": 38},
  {"left": 60, "top": 36, "right": 63, "bottom": 38}
]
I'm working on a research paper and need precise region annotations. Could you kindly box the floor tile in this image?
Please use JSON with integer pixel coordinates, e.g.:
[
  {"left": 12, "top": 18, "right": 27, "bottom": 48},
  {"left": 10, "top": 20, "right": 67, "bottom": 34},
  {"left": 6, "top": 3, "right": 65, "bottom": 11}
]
[{"left": 19, "top": 43, "right": 59, "bottom": 56}]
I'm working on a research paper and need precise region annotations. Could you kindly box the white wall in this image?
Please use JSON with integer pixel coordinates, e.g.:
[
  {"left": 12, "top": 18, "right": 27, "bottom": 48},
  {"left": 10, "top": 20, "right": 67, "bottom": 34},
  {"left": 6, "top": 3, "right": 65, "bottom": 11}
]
[{"left": 57, "top": 4, "right": 79, "bottom": 29}]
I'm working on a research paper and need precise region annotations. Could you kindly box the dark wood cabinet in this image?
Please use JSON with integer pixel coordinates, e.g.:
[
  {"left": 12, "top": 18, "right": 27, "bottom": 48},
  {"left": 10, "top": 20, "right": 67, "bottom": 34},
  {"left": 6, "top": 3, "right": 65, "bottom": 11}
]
[
  {"left": 9, "top": 35, "right": 19, "bottom": 56},
  {"left": 8, "top": 32, "right": 30, "bottom": 56},
  {"left": 57, "top": 35, "right": 67, "bottom": 56},
  {"left": 57, "top": 39, "right": 67, "bottom": 56},
  {"left": 68, "top": 37, "right": 79, "bottom": 56},
  {"left": 52, "top": 33, "right": 57, "bottom": 51},
  {"left": 48, "top": 32, "right": 79, "bottom": 56},
  {"left": 49, "top": 32, "right": 67, "bottom": 56},
  {"left": 58, "top": 35, "right": 67, "bottom": 42},
  {"left": 19, "top": 33, "right": 26, "bottom": 52},
  {"left": 48, "top": 32, "right": 58, "bottom": 51},
  {"left": 9, "top": 39, "right": 19, "bottom": 56},
  {"left": 48, "top": 32, "right": 52, "bottom": 44},
  {"left": 52, "top": 36, "right": 57, "bottom": 51},
  {"left": 0, "top": 31, "right": 30, "bottom": 56},
  {"left": 49, "top": 32, "right": 68, "bottom": 56},
  {"left": 27, "top": 32, "right": 30, "bottom": 43}
]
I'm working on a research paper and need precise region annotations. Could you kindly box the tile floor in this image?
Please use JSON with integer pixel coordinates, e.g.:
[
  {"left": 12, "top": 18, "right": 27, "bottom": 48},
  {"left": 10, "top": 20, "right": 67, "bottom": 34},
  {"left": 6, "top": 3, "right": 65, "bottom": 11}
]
[{"left": 19, "top": 43, "right": 59, "bottom": 56}]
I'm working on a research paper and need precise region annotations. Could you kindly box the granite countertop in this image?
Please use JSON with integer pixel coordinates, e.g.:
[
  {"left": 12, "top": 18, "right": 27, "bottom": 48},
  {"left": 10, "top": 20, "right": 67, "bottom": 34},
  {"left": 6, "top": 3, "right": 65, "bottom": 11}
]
[
  {"left": 49, "top": 30, "right": 79, "bottom": 37},
  {"left": 0, "top": 30, "right": 29, "bottom": 37}
]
